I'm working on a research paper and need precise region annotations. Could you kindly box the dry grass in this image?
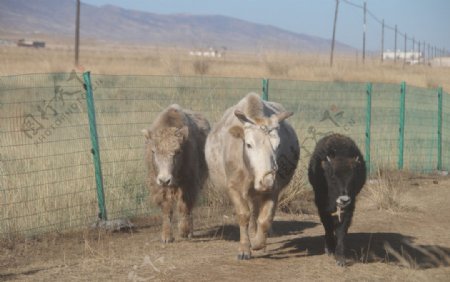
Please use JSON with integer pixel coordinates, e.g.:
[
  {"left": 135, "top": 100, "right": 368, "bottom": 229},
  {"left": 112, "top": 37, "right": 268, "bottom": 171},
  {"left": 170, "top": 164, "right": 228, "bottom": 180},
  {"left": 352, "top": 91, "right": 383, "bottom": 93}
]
[
  {"left": 1, "top": 43, "right": 450, "bottom": 90},
  {"left": 363, "top": 169, "right": 408, "bottom": 212},
  {"left": 362, "top": 169, "right": 420, "bottom": 212}
]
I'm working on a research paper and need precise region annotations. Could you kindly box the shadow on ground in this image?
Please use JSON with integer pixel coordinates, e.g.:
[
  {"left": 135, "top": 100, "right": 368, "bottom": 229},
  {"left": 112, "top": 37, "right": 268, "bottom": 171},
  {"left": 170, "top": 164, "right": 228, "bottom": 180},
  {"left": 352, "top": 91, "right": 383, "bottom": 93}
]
[
  {"left": 265, "top": 232, "right": 450, "bottom": 269},
  {"left": 194, "top": 220, "right": 318, "bottom": 242}
]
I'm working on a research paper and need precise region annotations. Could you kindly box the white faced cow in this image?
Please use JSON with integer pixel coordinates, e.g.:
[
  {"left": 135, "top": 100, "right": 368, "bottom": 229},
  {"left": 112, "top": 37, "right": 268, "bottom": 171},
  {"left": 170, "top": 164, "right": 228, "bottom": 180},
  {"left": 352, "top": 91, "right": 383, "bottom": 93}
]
[{"left": 205, "top": 93, "right": 300, "bottom": 259}]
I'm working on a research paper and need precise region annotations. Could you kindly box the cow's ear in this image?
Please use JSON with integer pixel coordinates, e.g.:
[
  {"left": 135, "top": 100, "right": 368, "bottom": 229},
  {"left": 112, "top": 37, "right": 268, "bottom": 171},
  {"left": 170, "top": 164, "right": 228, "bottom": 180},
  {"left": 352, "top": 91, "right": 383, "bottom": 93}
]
[
  {"left": 234, "top": 110, "right": 255, "bottom": 125},
  {"left": 229, "top": 125, "right": 244, "bottom": 139},
  {"left": 176, "top": 126, "right": 189, "bottom": 140},
  {"left": 141, "top": 129, "right": 152, "bottom": 140},
  {"left": 275, "top": 111, "right": 294, "bottom": 123}
]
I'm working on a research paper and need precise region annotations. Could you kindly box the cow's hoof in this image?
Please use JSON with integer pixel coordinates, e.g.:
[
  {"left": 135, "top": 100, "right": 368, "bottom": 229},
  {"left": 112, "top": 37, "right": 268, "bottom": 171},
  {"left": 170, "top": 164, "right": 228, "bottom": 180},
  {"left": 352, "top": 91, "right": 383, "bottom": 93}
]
[
  {"left": 237, "top": 252, "right": 251, "bottom": 260},
  {"left": 251, "top": 242, "right": 266, "bottom": 251},
  {"left": 161, "top": 237, "right": 174, "bottom": 244},
  {"left": 325, "top": 247, "right": 334, "bottom": 256},
  {"left": 179, "top": 232, "right": 192, "bottom": 239},
  {"left": 335, "top": 258, "right": 346, "bottom": 267}
]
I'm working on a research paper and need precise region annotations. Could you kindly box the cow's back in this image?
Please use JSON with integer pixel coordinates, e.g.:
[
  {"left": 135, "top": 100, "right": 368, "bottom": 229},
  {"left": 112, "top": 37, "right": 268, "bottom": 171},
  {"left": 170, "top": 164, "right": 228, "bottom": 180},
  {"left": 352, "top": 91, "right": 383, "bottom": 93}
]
[{"left": 184, "top": 109, "right": 210, "bottom": 183}]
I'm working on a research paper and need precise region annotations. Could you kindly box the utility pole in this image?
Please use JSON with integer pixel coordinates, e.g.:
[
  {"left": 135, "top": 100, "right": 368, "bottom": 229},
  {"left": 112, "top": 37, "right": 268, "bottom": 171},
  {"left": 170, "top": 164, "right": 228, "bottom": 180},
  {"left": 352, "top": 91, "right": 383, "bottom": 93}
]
[
  {"left": 330, "top": 0, "right": 339, "bottom": 67},
  {"left": 362, "top": 1, "right": 366, "bottom": 64},
  {"left": 403, "top": 33, "right": 407, "bottom": 65},
  {"left": 418, "top": 39, "right": 421, "bottom": 64},
  {"left": 412, "top": 37, "right": 415, "bottom": 62},
  {"left": 75, "top": 0, "right": 80, "bottom": 67},
  {"left": 394, "top": 25, "right": 397, "bottom": 63},
  {"left": 381, "top": 19, "right": 384, "bottom": 62},
  {"left": 422, "top": 41, "right": 425, "bottom": 63}
]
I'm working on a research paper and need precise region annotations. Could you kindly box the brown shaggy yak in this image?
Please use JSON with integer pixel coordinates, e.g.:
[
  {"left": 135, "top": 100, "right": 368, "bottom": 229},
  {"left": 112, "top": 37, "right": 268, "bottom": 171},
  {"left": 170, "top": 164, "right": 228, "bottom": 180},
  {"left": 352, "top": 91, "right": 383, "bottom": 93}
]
[{"left": 141, "top": 104, "right": 210, "bottom": 243}]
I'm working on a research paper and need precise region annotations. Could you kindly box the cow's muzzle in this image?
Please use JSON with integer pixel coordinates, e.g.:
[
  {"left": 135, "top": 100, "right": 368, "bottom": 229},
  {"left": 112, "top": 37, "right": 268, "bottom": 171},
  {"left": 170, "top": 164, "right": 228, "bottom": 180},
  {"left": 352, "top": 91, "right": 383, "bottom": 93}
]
[
  {"left": 157, "top": 175, "right": 173, "bottom": 186},
  {"left": 336, "top": 195, "right": 351, "bottom": 208},
  {"left": 255, "top": 170, "right": 276, "bottom": 192}
]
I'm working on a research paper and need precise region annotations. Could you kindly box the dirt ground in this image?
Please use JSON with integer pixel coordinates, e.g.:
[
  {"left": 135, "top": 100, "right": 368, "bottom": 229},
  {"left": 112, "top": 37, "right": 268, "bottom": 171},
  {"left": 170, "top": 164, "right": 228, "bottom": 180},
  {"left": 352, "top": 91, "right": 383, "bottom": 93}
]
[{"left": 1, "top": 174, "right": 450, "bottom": 282}]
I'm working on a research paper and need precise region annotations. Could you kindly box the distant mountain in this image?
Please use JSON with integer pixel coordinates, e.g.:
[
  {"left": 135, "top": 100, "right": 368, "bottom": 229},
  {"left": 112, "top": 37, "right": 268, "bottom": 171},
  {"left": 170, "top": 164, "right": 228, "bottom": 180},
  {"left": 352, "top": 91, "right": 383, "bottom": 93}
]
[{"left": 0, "top": 0, "right": 354, "bottom": 53}]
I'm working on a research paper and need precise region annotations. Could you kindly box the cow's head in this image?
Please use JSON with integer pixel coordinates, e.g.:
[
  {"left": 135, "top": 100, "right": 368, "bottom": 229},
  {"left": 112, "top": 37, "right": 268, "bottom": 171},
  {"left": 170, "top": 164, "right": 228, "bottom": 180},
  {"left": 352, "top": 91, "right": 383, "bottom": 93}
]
[
  {"left": 229, "top": 109, "right": 293, "bottom": 192},
  {"left": 142, "top": 126, "right": 188, "bottom": 187},
  {"left": 321, "top": 155, "right": 361, "bottom": 208}
]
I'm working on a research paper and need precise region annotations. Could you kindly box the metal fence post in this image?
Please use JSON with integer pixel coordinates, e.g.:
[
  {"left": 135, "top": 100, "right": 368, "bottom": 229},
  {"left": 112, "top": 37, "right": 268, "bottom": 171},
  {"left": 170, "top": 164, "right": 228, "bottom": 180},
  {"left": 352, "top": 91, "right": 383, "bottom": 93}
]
[
  {"left": 365, "top": 82, "right": 372, "bottom": 174},
  {"left": 262, "top": 78, "right": 269, "bottom": 101},
  {"left": 398, "top": 81, "right": 406, "bottom": 170},
  {"left": 437, "top": 86, "right": 443, "bottom": 170},
  {"left": 83, "top": 71, "right": 107, "bottom": 221}
]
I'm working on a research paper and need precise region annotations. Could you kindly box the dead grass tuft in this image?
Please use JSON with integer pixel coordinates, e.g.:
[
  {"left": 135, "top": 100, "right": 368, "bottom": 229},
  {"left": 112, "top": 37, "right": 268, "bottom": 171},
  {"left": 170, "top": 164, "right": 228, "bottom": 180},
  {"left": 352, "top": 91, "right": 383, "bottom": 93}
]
[
  {"left": 363, "top": 169, "right": 413, "bottom": 212},
  {"left": 278, "top": 170, "right": 316, "bottom": 214}
]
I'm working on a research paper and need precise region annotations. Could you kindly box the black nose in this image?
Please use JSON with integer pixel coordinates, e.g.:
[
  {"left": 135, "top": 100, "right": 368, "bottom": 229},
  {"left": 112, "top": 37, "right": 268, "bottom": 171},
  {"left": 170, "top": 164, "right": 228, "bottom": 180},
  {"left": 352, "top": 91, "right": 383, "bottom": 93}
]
[{"left": 158, "top": 177, "right": 172, "bottom": 186}]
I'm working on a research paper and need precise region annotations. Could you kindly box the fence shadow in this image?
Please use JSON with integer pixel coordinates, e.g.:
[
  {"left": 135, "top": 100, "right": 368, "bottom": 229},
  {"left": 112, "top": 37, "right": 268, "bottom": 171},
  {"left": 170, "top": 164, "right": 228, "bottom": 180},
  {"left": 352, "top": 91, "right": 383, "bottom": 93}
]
[
  {"left": 194, "top": 220, "right": 318, "bottom": 242},
  {"left": 264, "top": 232, "right": 450, "bottom": 269}
]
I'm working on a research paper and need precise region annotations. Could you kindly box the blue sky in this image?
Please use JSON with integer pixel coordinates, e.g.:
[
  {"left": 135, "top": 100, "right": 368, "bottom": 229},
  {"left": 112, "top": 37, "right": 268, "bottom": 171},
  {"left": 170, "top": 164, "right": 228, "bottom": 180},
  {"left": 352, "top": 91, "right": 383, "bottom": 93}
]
[{"left": 82, "top": 0, "right": 450, "bottom": 53}]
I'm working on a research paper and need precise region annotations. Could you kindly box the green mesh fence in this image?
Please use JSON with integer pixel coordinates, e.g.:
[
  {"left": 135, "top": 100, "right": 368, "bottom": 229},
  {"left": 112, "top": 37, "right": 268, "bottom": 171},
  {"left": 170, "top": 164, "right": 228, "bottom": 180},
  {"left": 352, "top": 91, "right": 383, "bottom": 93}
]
[
  {"left": 0, "top": 73, "right": 97, "bottom": 238},
  {"left": 269, "top": 79, "right": 367, "bottom": 172},
  {"left": 0, "top": 72, "right": 447, "bottom": 238}
]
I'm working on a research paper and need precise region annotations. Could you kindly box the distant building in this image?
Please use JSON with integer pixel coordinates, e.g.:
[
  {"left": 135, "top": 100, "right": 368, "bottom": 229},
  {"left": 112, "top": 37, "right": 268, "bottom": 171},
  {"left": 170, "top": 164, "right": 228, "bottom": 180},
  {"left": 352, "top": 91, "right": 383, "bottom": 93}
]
[
  {"left": 17, "top": 39, "right": 46, "bottom": 48},
  {"left": 189, "top": 47, "right": 225, "bottom": 58},
  {"left": 383, "top": 50, "right": 422, "bottom": 64}
]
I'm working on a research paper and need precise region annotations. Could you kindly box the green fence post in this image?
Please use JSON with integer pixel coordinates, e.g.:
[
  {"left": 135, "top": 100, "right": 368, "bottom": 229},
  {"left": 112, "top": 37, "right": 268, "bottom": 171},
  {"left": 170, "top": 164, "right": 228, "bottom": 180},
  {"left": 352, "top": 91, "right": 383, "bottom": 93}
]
[
  {"left": 365, "top": 83, "right": 372, "bottom": 174},
  {"left": 83, "top": 71, "right": 107, "bottom": 221},
  {"left": 437, "top": 86, "right": 443, "bottom": 170},
  {"left": 262, "top": 78, "right": 269, "bottom": 101},
  {"left": 398, "top": 81, "right": 406, "bottom": 170}
]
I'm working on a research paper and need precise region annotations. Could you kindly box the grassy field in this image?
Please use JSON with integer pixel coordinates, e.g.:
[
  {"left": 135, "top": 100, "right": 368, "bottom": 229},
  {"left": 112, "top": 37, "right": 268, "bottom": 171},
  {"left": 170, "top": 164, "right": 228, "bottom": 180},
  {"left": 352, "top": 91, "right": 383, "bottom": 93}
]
[
  {"left": 1, "top": 43, "right": 450, "bottom": 89},
  {"left": 1, "top": 43, "right": 450, "bottom": 239}
]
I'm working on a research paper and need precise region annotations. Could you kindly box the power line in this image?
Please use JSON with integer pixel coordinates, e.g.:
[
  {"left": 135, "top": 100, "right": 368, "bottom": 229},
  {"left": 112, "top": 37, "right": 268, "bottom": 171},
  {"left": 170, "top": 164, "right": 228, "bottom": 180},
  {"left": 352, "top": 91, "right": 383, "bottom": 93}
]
[
  {"left": 339, "top": 0, "right": 444, "bottom": 62},
  {"left": 341, "top": 0, "right": 363, "bottom": 9}
]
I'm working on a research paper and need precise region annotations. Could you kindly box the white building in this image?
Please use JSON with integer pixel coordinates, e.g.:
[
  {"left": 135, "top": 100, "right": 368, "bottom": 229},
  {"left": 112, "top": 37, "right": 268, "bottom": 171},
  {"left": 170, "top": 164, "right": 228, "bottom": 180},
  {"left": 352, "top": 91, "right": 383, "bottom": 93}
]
[
  {"left": 383, "top": 50, "right": 423, "bottom": 64},
  {"left": 189, "top": 47, "right": 224, "bottom": 58}
]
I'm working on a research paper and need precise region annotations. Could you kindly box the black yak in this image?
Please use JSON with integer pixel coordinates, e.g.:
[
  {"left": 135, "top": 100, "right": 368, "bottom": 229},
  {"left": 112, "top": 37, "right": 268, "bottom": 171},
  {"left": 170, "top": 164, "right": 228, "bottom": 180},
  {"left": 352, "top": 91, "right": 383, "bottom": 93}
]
[{"left": 308, "top": 133, "right": 366, "bottom": 266}]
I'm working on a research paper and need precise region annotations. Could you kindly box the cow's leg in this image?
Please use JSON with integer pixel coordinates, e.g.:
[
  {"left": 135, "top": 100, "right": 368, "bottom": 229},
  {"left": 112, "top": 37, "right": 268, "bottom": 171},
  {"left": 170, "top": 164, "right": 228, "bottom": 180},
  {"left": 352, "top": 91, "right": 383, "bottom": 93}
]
[
  {"left": 177, "top": 189, "right": 194, "bottom": 239},
  {"left": 319, "top": 210, "right": 335, "bottom": 255},
  {"left": 335, "top": 214, "right": 351, "bottom": 267},
  {"left": 160, "top": 192, "right": 175, "bottom": 243},
  {"left": 228, "top": 188, "right": 251, "bottom": 260},
  {"left": 251, "top": 195, "right": 276, "bottom": 251},
  {"left": 248, "top": 197, "right": 259, "bottom": 237}
]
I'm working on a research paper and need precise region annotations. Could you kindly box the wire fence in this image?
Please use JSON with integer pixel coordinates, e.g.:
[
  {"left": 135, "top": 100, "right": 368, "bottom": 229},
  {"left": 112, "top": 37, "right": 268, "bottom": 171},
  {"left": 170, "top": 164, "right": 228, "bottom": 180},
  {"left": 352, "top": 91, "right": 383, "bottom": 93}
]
[{"left": 0, "top": 72, "right": 448, "bottom": 238}]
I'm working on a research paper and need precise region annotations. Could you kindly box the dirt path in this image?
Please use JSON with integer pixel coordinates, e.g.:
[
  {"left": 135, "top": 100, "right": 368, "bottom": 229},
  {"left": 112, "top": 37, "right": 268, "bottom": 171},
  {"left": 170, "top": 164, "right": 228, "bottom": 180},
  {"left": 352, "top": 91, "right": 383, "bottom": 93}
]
[{"left": 1, "top": 175, "right": 450, "bottom": 281}]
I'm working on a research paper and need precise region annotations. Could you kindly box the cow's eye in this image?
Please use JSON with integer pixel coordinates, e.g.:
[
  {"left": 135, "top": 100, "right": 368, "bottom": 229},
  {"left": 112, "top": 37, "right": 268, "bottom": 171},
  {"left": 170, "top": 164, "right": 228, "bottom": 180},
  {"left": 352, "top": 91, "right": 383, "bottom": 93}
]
[{"left": 246, "top": 143, "right": 252, "bottom": 149}]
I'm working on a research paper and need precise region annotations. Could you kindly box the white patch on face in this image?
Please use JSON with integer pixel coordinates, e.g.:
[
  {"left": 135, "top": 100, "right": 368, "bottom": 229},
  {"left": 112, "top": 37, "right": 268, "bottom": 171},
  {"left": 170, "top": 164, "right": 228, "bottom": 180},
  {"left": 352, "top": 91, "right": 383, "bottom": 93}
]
[
  {"left": 336, "top": 195, "right": 351, "bottom": 208},
  {"left": 243, "top": 126, "right": 280, "bottom": 191},
  {"left": 154, "top": 153, "right": 175, "bottom": 186}
]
